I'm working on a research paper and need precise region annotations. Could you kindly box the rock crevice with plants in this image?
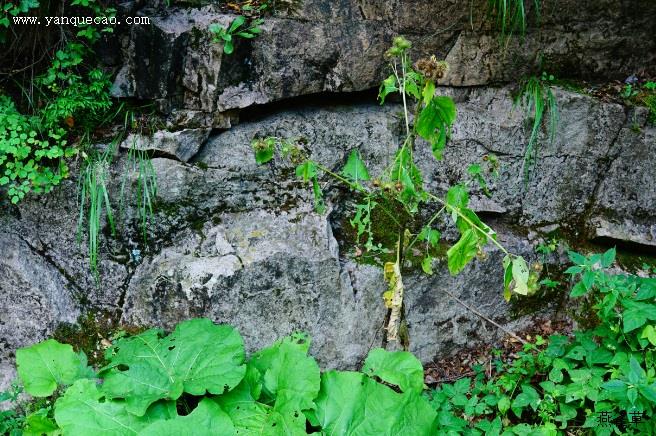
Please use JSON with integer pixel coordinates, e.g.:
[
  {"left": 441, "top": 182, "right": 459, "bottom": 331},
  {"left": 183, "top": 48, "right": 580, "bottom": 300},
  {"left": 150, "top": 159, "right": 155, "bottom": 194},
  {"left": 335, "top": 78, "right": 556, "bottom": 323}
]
[{"left": 1, "top": 0, "right": 656, "bottom": 434}]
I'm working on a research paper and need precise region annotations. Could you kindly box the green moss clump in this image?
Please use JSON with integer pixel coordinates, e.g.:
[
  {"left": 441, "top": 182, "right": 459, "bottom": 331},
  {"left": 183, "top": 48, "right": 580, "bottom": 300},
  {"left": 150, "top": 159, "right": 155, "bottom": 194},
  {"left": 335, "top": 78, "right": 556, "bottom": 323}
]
[
  {"left": 336, "top": 195, "right": 413, "bottom": 267},
  {"left": 52, "top": 311, "right": 144, "bottom": 367}
]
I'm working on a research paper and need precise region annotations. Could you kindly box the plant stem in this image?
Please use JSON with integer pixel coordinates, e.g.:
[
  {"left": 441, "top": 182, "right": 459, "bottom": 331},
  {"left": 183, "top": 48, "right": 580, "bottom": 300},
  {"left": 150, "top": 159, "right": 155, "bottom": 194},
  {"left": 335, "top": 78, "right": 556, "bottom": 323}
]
[
  {"left": 404, "top": 205, "right": 446, "bottom": 255},
  {"left": 386, "top": 231, "right": 406, "bottom": 349},
  {"left": 439, "top": 287, "right": 528, "bottom": 344},
  {"left": 315, "top": 163, "right": 367, "bottom": 192},
  {"left": 400, "top": 54, "right": 410, "bottom": 137},
  {"left": 427, "top": 193, "right": 510, "bottom": 255},
  {"left": 375, "top": 200, "right": 402, "bottom": 228}
]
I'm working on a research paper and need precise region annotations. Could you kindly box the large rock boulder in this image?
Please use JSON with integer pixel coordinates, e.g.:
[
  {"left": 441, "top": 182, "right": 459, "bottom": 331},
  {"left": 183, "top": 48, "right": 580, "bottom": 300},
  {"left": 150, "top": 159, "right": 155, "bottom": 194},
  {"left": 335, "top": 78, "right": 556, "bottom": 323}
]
[
  {"left": 0, "top": 230, "right": 80, "bottom": 390},
  {"left": 121, "top": 207, "right": 387, "bottom": 368},
  {"left": 589, "top": 108, "right": 656, "bottom": 247}
]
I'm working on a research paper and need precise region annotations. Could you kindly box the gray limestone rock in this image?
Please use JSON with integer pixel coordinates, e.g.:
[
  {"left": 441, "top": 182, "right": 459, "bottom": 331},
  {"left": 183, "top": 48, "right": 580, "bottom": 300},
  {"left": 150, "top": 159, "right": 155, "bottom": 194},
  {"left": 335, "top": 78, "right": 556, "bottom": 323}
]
[
  {"left": 120, "top": 128, "right": 211, "bottom": 162},
  {"left": 589, "top": 108, "right": 656, "bottom": 248},
  {"left": 111, "top": 1, "right": 656, "bottom": 126},
  {"left": 121, "top": 209, "right": 387, "bottom": 368},
  {"left": 0, "top": 230, "right": 80, "bottom": 391}
]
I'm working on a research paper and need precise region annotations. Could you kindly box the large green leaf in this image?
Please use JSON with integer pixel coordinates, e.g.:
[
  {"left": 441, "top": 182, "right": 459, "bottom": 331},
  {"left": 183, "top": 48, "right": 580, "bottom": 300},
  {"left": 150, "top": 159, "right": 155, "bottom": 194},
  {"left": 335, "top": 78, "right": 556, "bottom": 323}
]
[
  {"left": 248, "top": 332, "right": 320, "bottom": 413},
  {"left": 255, "top": 148, "right": 274, "bottom": 165},
  {"left": 511, "top": 385, "right": 540, "bottom": 418},
  {"left": 422, "top": 81, "right": 435, "bottom": 105},
  {"left": 600, "top": 247, "right": 616, "bottom": 268},
  {"left": 54, "top": 379, "right": 150, "bottom": 435},
  {"left": 101, "top": 329, "right": 180, "bottom": 418},
  {"left": 502, "top": 255, "right": 532, "bottom": 298},
  {"left": 622, "top": 300, "right": 656, "bottom": 333},
  {"left": 511, "top": 256, "right": 530, "bottom": 296},
  {"left": 315, "top": 371, "right": 437, "bottom": 435},
  {"left": 403, "top": 72, "right": 421, "bottom": 99},
  {"left": 390, "top": 147, "right": 423, "bottom": 210},
  {"left": 362, "top": 348, "right": 424, "bottom": 394},
  {"left": 214, "top": 369, "right": 307, "bottom": 436},
  {"left": 253, "top": 138, "right": 275, "bottom": 165},
  {"left": 295, "top": 161, "right": 317, "bottom": 182},
  {"left": 227, "top": 15, "right": 246, "bottom": 33},
  {"left": 23, "top": 411, "right": 60, "bottom": 436},
  {"left": 219, "top": 402, "right": 305, "bottom": 436},
  {"left": 445, "top": 184, "right": 469, "bottom": 210},
  {"left": 16, "top": 339, "right": 91, "bottom": 397},
  {"left": 447, "top": 229, "right": 478, "bottom": 275},
  {"left": 416, "top": 97, "right": 455, "bottom": 137},
  {"left": 101, "top": 318, "right": 246, "bottom": 416},
  {"left": 378, "top": 75, "right": 398, "bottom": 104},
  {"left": 341, "top": 150, "right": 370, "bottom": 184},
  {"left": 642, "top": 325, "right": 656, "bottom": 346},
  {"left": 503, "top": 255, "right": 513, "bottom": 301},
  {"left": 417, "top": 226, "right": 441, "bottom": 247},
  {"left": 262, "top": 343, "right": 320, "bottom": 413},
  {"left": 138, "top": 399, "right": 235, "bottom": 436},
  {"left": 455, "top": 207, "right": 496, "bottom": 243},
  {"left": 415, "top": 96, "right": 456, "bottom": 160},
  {"left": 223, "top": 40, "right": 234, "bottom": 55}
]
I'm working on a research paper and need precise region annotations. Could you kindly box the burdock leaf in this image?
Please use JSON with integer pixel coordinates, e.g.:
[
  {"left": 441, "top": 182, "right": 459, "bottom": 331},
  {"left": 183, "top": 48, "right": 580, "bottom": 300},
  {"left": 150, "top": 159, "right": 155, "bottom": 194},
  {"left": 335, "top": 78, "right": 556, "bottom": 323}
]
[
  {"left": 101, "top": 319, "right": 246, "bottom": 416},
  {"left": 16, "top": 340, "right": 91, "bottom": 397}
]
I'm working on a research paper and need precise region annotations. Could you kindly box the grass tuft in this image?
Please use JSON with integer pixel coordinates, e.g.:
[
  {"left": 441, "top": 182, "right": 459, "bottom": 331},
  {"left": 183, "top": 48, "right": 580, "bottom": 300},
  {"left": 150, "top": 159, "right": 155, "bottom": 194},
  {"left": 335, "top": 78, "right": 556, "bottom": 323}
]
[
  {"left": 77, "top": 138, "right": 119, "bottom": 281},
  {"left": 77, "top": 110, "right": 158, "bottom": 281},
  {"left": 515, "top": 72, "right": 559, "bottom": 183},
  {"left": 487, "top": 0, "right": 541, "bottom": 42}
]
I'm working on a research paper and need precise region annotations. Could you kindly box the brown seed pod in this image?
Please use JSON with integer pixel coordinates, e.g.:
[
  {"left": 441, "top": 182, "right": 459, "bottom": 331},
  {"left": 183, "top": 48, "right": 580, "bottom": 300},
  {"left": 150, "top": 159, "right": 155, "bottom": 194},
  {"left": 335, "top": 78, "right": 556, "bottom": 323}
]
[{"left": 414, "top": 56, "right": 450, "bottom": 82}]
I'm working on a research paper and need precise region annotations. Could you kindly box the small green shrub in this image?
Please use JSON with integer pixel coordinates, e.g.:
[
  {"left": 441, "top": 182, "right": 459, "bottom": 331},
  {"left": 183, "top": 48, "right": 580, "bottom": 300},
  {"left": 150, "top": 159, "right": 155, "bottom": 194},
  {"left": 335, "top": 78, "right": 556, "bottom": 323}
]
[
  {"left": 77, "top": 111, "right": 158, "bottom": 278},
  {"left": 645, "top": 95, "right": 656, "bottom": 124},
  {"left": 0, "top": 384, "right": 24, "bottom": 436},
  {"left": 620, "top": 80, "right": 656, "bottom": 124},
  {"left": 635, "top": 81, "right": 656, "bottom": 124},
  {"left": 0, "top": 0, "right": 40, "bottom": 42},
  {"left": 210, "top": 15, "right": 263, "bottom": 54},
  {"left": 121, "top": 143, "right": 157, "bottom": 244},
  {"left": 0, "top": 96, "right": 73, "bottom": 204},
  {"left": 429, "top": 248, "right": 656, "bottom": 435},
  {"left": 8, "top": 319, "right": 437, "bottom": 435},
  {"left": 77, "top": 141, "right": 118, "bottom": 281}
]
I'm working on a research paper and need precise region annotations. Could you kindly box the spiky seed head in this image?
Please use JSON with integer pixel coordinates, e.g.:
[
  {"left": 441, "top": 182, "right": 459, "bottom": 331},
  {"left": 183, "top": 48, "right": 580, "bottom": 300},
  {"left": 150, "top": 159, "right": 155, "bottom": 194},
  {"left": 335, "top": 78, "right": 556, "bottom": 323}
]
[{"left": 415, "top": 56, "right": 450, "bottom": 82}]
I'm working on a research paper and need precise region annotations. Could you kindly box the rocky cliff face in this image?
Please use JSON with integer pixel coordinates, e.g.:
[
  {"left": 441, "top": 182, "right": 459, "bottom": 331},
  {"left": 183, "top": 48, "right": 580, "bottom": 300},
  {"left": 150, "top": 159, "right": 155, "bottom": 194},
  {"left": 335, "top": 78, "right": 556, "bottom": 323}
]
[
  {"left": 1, "top": 0, "right": 655, "bottom": 389},
  {"left": 110, "top": 0, "right": 656, "bottom": 127}
]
